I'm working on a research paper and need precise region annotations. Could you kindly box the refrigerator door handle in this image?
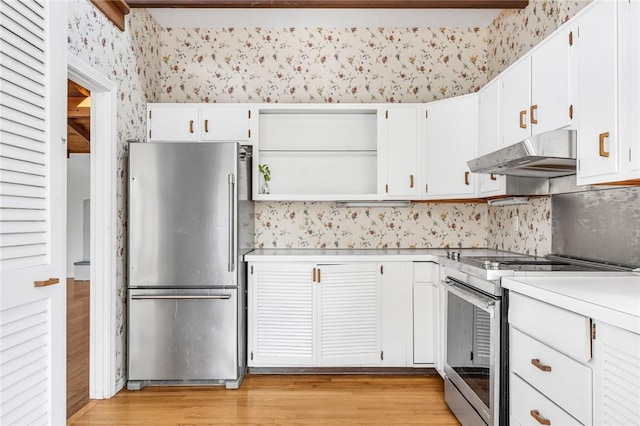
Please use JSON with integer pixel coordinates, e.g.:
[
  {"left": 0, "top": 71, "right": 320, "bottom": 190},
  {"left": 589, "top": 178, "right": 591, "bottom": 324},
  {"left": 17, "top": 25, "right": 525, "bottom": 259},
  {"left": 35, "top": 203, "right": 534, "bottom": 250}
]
[
  {"left": 130, "top": 294, "right": 232, "bottom": 300},
  {"left": 228, "top": 174, "right": 236, "bottom": 272}
]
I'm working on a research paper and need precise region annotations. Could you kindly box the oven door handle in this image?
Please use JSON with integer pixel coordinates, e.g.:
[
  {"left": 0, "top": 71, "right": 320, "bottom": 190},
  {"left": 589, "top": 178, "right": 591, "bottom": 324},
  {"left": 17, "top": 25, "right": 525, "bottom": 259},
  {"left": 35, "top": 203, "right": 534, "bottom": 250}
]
[{"left": 445, "top": 277, "right": 496, "bottom": 314}]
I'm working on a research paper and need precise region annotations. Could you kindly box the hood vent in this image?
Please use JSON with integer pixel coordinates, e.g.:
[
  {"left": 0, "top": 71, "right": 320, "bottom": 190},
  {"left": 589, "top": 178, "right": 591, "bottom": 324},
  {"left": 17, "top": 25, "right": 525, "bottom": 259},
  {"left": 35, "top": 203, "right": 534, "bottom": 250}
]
[{"left": 467, "top": 129, "right": 577, "bottom": 178}]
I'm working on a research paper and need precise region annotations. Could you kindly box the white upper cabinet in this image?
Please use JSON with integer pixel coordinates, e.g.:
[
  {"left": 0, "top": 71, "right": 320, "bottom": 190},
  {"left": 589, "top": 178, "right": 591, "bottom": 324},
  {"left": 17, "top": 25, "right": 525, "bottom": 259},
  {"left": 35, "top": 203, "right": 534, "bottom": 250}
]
[
  {"left": 380, "top": 106, "right": 421, "bottom": 199},
  {"left": 618, "top": 0, "right": 640, "bottom": 181},
  {"left": 200, "top": 105, "right": 250, "bottom": 141},
  {"left": 501, "top": 26, "right": 572, "bottom": 147},
  {"left": 423, "top": 94, "right": 477, "bottom": 199},
  {"left": 477, "top": 77, "right": 504, "bottom": 197},
  {"left": 574, "top": 0, "right": 619, "bottom": 184},
  {"left": 147, "top": 105, "right": 200, "bottom": 142}
]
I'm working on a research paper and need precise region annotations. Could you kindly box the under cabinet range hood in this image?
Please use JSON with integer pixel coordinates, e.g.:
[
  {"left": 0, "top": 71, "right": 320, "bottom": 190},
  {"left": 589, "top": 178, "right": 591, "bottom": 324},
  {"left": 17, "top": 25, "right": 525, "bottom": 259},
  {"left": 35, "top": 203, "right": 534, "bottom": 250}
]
[{"left": 467, "top": 129, "right": 577, "bottom": 178}]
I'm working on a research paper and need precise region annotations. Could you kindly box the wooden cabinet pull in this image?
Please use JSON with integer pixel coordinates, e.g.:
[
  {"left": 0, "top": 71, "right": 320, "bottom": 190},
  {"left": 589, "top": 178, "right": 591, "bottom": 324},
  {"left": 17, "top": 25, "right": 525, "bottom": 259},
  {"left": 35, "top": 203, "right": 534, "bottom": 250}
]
[
  {"left": 530, "top": 409, "right": 551, "bottom": 425},
  {"left": 189, "top": 120, "right": 194, "bottom": 133},
  {"left": 519, "top": 110, "right": 527, "bottom": 129},
  {"left": 317, "top": 268, "right": 321, "bottom": 283},
  {"left": 313, "top": 267, "right": 317, "bottom": 282},
  {"left": 204, "top": 119, "right": 209, "bottom": 133},
  {"left": 464, "top": 171, "right": 470, "bottom": 186},
  {"left": 34, "top": 277, "right": 60, "bottom": 287},
  {"left": 530, "top": 104, "right": 538, "bottom": 124},
  {"left": 599, "top": 132, "right": 610, "bottom": 157},
  {"left": 409, "top": 174, "right": 414, "bottom": 188},
  {"left": 531, "top": 358, "right": 552, "bottom": 372},
  {"left": 490, "top": 174, "right": 497, "bottom": 181}
]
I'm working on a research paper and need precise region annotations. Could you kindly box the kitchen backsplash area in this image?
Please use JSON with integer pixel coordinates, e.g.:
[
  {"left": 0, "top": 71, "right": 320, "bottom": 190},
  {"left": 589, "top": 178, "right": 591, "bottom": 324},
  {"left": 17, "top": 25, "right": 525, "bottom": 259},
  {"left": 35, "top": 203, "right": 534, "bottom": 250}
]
[
  {"left": 255, "top": 199, "right": 552, "bottom": 253},
  {"left": 552, "top": 187, "right": 640, "bottom": 266}
]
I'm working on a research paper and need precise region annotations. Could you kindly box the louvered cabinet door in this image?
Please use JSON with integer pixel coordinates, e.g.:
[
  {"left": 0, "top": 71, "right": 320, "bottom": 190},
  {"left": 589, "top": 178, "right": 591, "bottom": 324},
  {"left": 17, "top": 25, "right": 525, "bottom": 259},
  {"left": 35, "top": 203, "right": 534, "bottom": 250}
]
[
  {"left": 1, "top": 1, "right": 67, "bottom": 424},
  {"left": 248, "top": 263, "right": 316, "bottom": 366},
  {"left": 593, "top": 322, "right": 640, "bottom": 425},
  {"left": 317, "top": 263, "right": 380, "bottom": 366}
]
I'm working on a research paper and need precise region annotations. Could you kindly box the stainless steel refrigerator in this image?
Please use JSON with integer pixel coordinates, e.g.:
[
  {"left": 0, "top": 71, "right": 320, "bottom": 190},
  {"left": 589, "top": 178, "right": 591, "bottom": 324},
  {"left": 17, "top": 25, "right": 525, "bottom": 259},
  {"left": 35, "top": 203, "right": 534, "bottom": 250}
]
[{"left": 127, "top": 142, "right": 253, "bottom": 390}]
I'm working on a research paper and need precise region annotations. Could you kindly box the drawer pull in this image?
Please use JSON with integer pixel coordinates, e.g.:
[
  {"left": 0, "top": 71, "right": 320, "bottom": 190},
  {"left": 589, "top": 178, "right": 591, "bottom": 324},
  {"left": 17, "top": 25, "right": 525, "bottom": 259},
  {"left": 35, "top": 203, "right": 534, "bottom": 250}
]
[
  {"left": 464, "top": 171, "right": 470, "bottom": 186},
  {"left": 530, "top": 409, "right": 551, "bottom": 425},
  {"left": 531, "top": 358, "right": 552, "bottom": 372},
  {"left": 530, "top": 104, "right": 538, "bottom": 124},
  {"left": 519, "top": 110, "right": 527, "bottom": 129},
  {"left": 189, "top": 120, "right": 194, "bottom": 133},
  {"left": 599, "top": 132, "right": 610, "bottom": 157}
]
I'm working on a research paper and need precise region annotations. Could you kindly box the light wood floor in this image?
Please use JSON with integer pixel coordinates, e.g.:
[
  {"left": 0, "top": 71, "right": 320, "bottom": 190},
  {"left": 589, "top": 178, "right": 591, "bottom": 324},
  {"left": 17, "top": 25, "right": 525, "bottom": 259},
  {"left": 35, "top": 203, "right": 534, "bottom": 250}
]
[
  {"left": 67, "top": 278, "right": 90, "bottom": 418},
  {"left": 68, "top": 375, "right": 460, "bottom": 425}
]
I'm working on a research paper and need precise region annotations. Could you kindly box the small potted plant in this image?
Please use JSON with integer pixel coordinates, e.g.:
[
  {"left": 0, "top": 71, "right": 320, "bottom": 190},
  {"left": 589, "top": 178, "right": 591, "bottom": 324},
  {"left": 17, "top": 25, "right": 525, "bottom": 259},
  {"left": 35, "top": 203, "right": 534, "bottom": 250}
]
[{"left": 258, "top": 164, "right": 271, "bottom": 194}]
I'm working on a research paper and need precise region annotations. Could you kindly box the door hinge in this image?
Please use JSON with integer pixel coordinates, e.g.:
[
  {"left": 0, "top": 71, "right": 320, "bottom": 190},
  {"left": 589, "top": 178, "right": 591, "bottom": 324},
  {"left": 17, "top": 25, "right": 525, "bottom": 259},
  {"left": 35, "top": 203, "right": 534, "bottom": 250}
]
[
  {"left": 149, "top": 110, "right": 152, "bottom": 119},
  {"left": 381, "top": 351, "right": 384, "bottom": 361},
  {"left": 385, "top": 184, "right": 389, "bottom": 193},
  {"left": 569, "top": 31, "right": 573, "bottom": 46},
  {"left": 149, "top": 130, "right": 151, "bottom": 139},
  {"left": 591, "top": 322, "right": 597, "bottom": 340},
  {"left": 630, "top": 148, "right": 632, "bottom": 162},
  {"left": 248, "top": 129, "right": 251, "bottom": 138},
  {"left": 251, "top": 351, "right": 254, "bottom": 360},
  {"left": 248, "top": 110, "right": 251, "bottom": 119},
  {"left": 425, "top": 110, "right": 428, "bottom": 119},
  {"left": 470, "top": 351, "right": 474, "bottom": 361},
  {"left": 425, "top": 184, "right": 428, "bottom": 193},
  {"left": 380, "top": 265, "right": 384, "bottom": 275},
  {"left": 578, "top": 159, "right": 581, "bottom": 171},
  {"left": 250, "top": 265, "right": 254, "bottom": 275},
  {"left": 569, "top": 104, "right": 574, "bottom": 119},
  {"left": 385, "top": 110, "right": 388, "bottom": 119}
]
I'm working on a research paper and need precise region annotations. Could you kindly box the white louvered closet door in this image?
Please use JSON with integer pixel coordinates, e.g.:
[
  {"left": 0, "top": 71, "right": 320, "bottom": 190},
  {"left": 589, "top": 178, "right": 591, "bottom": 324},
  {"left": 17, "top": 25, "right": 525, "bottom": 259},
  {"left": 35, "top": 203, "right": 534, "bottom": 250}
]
[
  {"left": 318, "top": 263, "right": 380, "bottom": 366},
  {"left": 0, "top": 1, "right": 67, "bottom": 425}
]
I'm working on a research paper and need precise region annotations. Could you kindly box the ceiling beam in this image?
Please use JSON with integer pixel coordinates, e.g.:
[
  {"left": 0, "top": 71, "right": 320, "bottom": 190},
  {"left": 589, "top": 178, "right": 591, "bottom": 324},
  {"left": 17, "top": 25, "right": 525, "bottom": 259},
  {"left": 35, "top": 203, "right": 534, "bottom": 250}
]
[
  {"left": 68, "top": 98, "right": 91, "bottom": 118},
  {"left": 68, "top": 120, "right": 91, "bottom": 145},
  {"left": 92, "top": 0, "right": 130, "bottom": 31},
  {"left": 127, "top": 0, "right": 528, "bottom": 9}
]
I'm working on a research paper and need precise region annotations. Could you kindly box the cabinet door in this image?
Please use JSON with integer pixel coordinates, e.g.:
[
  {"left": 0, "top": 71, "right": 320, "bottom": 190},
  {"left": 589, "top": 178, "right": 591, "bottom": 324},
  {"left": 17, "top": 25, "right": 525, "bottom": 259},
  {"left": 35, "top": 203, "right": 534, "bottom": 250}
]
[
  {"left": 424, "top": 94, "right": 477, "bottom": 199},
  {"left": 575, "top": 1, "right": 619, "bottom": 184},
  {"left": 531, "top": 26, "right": 572, "bottom": 135},
  {"left": 384, "top": 107, "right": 420, "bottom": 198},
  {"left": 201, "top": 106, "right": 250, "bottom": 141},
  {"left": 501, "top": 57, "right": 531, "bottom": 146},
  {"left": 619, "top": 0, "right": 640, "bottom": 180},
  {"left": 148, "top": 106, "right": 199, "bottom": 142},
  {"left": 248, "top": 263, "right": 316, "bottom": 366},
  {"left": 379, "top": 262, "right": 412, "bottom": 367},
  {"left": 593, "top": 322, "right": 640, "bottom": 425},
  {"left": 317, "top": 263, "right": 380, "bottom": 366},
  {"left": 477, "top": 78, "right": 504, "bottom": 196},
  {"left": 413, "top": 283, "right": 435, "bottom": 364}
]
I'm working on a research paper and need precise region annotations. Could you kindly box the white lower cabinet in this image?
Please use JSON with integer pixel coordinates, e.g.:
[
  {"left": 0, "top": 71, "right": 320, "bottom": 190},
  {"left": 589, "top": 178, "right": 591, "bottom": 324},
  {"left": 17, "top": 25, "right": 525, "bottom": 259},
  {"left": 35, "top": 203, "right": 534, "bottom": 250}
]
[
  {"left": 248, "top": 262, "right": 381, "bottom": 367},
  {"left": 509, "top": 290, "right": 640, "bottom": 426},
  {"left": 249, "top": 260, "right": 437, "bottom": 369}
]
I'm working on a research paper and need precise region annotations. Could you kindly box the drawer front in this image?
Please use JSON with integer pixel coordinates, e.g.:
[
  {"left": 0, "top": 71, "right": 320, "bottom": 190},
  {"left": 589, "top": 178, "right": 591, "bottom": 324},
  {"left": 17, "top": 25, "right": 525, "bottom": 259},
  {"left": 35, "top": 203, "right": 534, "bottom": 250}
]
[
  {"left": 511, "top": 327, "right": 592, "bottom": 425},
  {"left": 510, "top": 373, "right": 583, "bottom": 426},
  {"left": 509, "top": 292, "right": 591, "bottom": 362},
  {"left": 413, "top": 262, "right": 433, "bottom": 282}
]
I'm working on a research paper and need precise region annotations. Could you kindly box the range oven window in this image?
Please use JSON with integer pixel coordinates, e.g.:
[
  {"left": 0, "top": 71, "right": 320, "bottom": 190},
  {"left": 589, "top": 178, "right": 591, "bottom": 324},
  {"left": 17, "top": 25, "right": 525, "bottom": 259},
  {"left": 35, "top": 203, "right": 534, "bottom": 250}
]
[{"left": 447, "top": 291, "right": 492, "bottom": 407}]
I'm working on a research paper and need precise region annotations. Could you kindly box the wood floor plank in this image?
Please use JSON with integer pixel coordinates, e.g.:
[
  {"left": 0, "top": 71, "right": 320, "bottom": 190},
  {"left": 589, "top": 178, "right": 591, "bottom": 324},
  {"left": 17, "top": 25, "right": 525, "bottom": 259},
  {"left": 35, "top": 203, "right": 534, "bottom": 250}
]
[
  {"left": 67, "top": 375, "right": 460, "bottom": 425},
  {"left": 67, "top": 278, "right": 90, "bottom": 418}
]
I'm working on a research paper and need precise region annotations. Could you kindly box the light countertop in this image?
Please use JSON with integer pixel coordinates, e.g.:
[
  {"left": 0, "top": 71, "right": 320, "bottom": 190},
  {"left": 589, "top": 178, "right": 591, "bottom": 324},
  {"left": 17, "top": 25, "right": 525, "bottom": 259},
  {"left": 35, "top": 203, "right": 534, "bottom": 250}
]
[{"left": 503, "top": 275, "right": 640, "bottom": 334}]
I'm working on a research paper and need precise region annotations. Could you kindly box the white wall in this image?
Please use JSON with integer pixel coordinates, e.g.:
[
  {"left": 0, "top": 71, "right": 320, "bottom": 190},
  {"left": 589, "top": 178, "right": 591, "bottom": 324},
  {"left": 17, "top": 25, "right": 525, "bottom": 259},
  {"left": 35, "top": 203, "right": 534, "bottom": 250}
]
[{"left": 67, "top": 154, "right": 90, "bottom": 277}]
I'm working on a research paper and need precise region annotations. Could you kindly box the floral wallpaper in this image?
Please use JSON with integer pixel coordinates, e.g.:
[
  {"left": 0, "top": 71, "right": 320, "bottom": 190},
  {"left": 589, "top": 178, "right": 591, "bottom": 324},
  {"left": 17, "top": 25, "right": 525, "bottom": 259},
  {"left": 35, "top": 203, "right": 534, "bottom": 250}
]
[
  {"left": 67, "top": 1, "right": 163, "bottom": 384},
  {"left": 255, "top": 202, "right": 489, "bottom": 249},
  {"left": 487, "top": 197, "right": 553, "bottom": 256},
  {"left": 159, "top": 27, "right": 488, "bottom": 103},
  {"left": 486, "top": 0, "right": 592, "bottom": 79}
]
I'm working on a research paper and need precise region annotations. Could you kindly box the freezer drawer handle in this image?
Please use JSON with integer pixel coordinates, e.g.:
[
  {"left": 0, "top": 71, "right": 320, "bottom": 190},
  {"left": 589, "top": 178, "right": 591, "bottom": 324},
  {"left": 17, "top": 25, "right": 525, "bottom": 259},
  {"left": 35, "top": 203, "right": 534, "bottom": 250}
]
[{"left": 131, "top": 294, "right": 232, "bottom": 300}]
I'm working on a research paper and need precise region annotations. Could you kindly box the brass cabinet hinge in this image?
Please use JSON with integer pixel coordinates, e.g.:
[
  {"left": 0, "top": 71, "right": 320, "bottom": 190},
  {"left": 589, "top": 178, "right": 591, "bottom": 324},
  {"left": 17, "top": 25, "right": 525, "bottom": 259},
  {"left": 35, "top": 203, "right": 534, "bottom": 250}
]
[
  {"left": 385, "top": 184, "right": 389, "bottom": 193},
  {"left": 569, "top": 31, "right": 573, "bottom": 46},
  {"left": 569, "top": 104, "right": 574, "bottom": 119},
  {"left": 591, "top": 322, "right": 597, "bottom": 340},
  {"left": 385, "top": 110, "right": 389, "bottom": 119}
]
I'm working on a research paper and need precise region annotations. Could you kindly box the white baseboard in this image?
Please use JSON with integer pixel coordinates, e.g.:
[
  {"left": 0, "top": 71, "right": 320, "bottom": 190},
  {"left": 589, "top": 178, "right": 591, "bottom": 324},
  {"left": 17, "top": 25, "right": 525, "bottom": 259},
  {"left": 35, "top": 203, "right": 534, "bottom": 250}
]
[{"left": 115, "top": 377, "right": 126, "bottom": 394}]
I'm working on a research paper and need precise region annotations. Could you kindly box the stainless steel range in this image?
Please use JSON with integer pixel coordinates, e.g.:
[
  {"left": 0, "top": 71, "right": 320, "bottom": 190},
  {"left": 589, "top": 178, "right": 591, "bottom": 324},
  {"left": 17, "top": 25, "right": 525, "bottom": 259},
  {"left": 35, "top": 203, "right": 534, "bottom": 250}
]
[{"left": 439, "top": 250, "right": 635, "bottom": 426}]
